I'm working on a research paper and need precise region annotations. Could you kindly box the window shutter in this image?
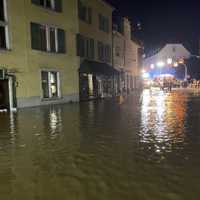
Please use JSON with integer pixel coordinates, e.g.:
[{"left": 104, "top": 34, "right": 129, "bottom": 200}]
[
  {"left": 55, "top": 0, "right": 62, "bottom": 12},
  {"left": 76, "top": 34, "right": 81, "bottom": 56},
  {"left": 89, "top": 39, "right": 94, "bottom": 59},
  {"left": 31, "top": 0, "right": 40, "bottom": 5},
  {"left": 88, "top": 7, "right": 92, "bottom": 24},
  {"left": 57, "top": 28, "right": 66, "bottom": 53},
  {"left": 31, "top": 22, "right": 41, "bottom": 50}
]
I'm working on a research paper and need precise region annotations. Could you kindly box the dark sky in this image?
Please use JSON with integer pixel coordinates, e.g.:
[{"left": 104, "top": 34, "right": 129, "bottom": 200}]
[{"left": 106, "top": 0, "right": 200, "bottom": 54}]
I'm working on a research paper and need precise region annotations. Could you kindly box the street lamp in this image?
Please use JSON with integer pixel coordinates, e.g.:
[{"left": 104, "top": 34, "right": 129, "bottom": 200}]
[
  {"left": 142, "top": 69, "right": 146, "bottom": 74},
  {"left": 156, "top": 61, "right": 165, "bottom": 68},
  {"left": 150, "top": 64, "right": 155, "bottom": 69},
  {"left": 167, "top": 58, "right": 173, "bottom": 65}
]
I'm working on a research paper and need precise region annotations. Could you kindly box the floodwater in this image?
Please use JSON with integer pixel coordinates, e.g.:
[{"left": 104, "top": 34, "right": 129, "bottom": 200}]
[{"left": 0, "top": 89, "right": 200, "bottom": 200}]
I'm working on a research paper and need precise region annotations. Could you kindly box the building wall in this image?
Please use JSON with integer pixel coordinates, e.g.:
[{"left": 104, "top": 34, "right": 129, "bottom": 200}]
[
  {"left": 113, "top": 17, "right": 142, "bottom": 89},
  {"left": 113, "top": 31, "right": 125, "bottom": 70},
  {"left": 78, "top": 0, "right": 113, "bottom": 65},
  {"left": 0, "top": 0, "right": 79, "bottom": 108}
]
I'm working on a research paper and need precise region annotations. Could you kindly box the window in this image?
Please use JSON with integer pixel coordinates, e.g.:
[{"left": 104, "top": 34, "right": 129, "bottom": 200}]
[
  {"left": 98, "top": 42, "right": 111, "bottom": 62},
  {"left": 0, "top": 26, "right": 6, "bottom": 49},
  {"left": 105, "top": 45, "right": 111, "bottom": 63},
  {"left": 76, "top": 34, "right": 94, "bottom": 59},
  {"left": 78, "top": 0, "right": 92, "bottom": 24},
  {"left": 98, "top": 41, "right": 104, "bottom": 61},
  {"left": 0, "top": 0, "right": 5, "bottom": 21},
  {"left": 0, "top": 0, "right": 9, "bottom": 49},
  {"left": 31, "top": 22, "right": 66, "bottom": 53},
  {"left": 99, "top": 14, "right": 109, "bottom": 33},
  {"left": 32, "top": 0, "right": 62, "bottom": 12},
  {"left": 41, "top": 71, "right": 60, "bottom": 99},
  {"left": 115, "top": 46, "right": 120, "bottom": 57}
]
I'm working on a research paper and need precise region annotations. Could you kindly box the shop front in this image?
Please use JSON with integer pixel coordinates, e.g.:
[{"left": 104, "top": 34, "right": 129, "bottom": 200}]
[{"left": 79, "top": 60, "right": 119, "bottom": 101}]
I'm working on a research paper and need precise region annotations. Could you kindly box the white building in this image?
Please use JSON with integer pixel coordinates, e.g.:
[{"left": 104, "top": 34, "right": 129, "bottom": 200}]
[{"left": 144, "top": 44, "right": 191, "bottom": 68}]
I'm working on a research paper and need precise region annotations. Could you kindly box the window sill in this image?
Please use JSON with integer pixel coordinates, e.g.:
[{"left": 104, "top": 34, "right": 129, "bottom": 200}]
[
  {"left": 41, "top": 97, "right": 63, "bottom": 102},
  {"left": 31, "top": 49, "right": 66, "bottom": 55}
]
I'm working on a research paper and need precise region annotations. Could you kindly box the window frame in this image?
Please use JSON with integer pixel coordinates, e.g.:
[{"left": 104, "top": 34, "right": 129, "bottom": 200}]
[
  {"left": 78, "top": 0, "right": 92, "bottom": 24},
  {"left": 41, "top": 70, "right": 61, "bottom": 100},
  {"left": 31, "top": 0, "right": 62, "bottom": 12},
  {"left": 99, "top": 14, "right": 109, "bottom": 33},
  {"left": 31, "top": 22, "right": 66, "bottom": 54},
  {"left": 0, "top": 0, "right": 10, "bottom": 50}
]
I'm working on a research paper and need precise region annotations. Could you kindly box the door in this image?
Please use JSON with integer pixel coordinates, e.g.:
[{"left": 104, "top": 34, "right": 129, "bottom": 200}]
[{"left": 0, "top": 79, "right": 9, "bottom": 110}]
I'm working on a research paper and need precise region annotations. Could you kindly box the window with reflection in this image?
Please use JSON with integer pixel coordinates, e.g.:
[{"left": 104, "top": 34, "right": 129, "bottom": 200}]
[{"left": 41, "top": 71, "right": 60, "bottom": 99}]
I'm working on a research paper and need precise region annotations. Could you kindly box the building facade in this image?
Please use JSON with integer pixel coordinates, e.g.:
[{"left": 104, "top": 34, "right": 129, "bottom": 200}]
[
  {"left": 77, "top": 0, "right": 118, "bottom": 101},
  {"left": 113, "top": 17, "right": 143, "bottom": 93},
  {"left": 0, "top": 0, "right": 79, "bottom": 110}
]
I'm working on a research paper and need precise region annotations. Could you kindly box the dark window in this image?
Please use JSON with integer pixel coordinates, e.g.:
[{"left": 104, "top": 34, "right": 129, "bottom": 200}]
[
  {"left": 115, "top": 46, "right": 120, "bottom": 57},
  {"left": 89, "top": 38, "right": 94, "bottom": 59},
  {"left": 57, "top": 28, "right": 66, "bottom": 53},
  {"left": 99, "top": 14, "right": 109, "bottom": 33},
  {"left": 0, "top": 0, "right": 5, "bottom": 21},
  {"left": 105, "top": 45, "right": 111, "bottom": 62},
  {"left": 50, "top": 27, "right": 56, "bottom": 52},
  {"left": 0, "top": 26, "right": 6, "bottom": 49},
  {"left": 78, "top": 0, "right": 92, "bottom": 24},
  {"left": 46, "top": 0, "right": 51, "bottom": 9},
  {"left": 98, "top": 41, "right": 104, "bottom": 61},
  {"left": 76, "top": 34, "right": 85, "bottom": 57},
  {"left": 32, "top": 0, "right": 62, "bottom": 12},
  {"left": 88, "top": 7, "right": 92, "bottom": 24},
  {"left": 55, "top": 0, "right": 62, "bottom": 12},
  {"left": 31, "top": 23, "right": 66, "bottom": 53},
  {"left": 76, "top": 34, "right": 95, "bottom": 59},
  {"left": 31, "top": 23, "right": 47, "bottom": 51}
]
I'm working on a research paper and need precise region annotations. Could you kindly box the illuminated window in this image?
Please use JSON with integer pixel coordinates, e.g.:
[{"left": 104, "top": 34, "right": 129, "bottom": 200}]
[{"left": 41, "top": 71, "right": 60, "bottom": 99}]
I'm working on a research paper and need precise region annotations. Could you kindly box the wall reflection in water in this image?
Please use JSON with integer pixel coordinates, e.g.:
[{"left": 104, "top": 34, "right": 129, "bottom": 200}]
[{"left": 140, "top": 89, "right": 188, "bottom": 154}]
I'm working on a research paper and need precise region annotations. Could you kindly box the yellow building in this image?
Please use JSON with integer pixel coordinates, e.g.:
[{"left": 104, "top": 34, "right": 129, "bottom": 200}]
[
  {"left": 77, "top": 0, "right": 118, "bottom": 100},
  {"left": 0, "top": 0, "right": 79, "bottom": 110}
]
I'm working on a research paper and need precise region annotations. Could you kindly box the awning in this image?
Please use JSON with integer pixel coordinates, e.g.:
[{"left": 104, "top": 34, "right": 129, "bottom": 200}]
[{"left": 79, "top": 60, "right": 119, "bottom": 76}]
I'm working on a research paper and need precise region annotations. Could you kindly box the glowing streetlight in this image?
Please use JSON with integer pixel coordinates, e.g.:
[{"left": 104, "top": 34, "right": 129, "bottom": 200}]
[
  {"left": 178, "top": 59, "right": 184, "bottom": 64},
  {"left": 173, "top": 62, "right": 178, "bottom": 67},
  {"left": 157, "top": 61, "right": 165, "bottom": 68},
  {"left": 167, "top": 58, "right": 173, "bottom": 65},
  {"left": 150, "top": 64, "right": 155, "bottom": 69},
  {"left": 142, "top": 72, "right": 150, "bottom": 79},
  {"left": 142, "top": 69, "right": 146, "bottom": 74}
]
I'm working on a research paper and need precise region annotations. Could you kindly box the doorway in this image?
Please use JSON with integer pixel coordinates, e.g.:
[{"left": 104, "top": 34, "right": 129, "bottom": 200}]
[
  {"left": 0, "top": 79, "right": 9, "bottom": 110},
  {"left": 0, "top": 77, "right": 16, "bottom": 111}
]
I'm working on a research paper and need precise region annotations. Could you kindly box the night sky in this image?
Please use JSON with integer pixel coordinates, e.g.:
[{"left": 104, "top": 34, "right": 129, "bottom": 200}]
[{"left": 106, "top": 0, "right": 200, "bottom": 55}]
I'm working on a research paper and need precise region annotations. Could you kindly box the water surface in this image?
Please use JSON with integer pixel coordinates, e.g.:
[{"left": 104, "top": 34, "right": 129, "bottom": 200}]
[{"left": 0, "top": 89, "right": 200, "bottom": 200}]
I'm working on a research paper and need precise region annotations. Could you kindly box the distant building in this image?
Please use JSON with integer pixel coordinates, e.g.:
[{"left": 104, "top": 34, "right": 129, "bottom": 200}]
[
  {"left": 144, "top": 44, "right": 191, "bottom": 68},
  {"left": 113, "top": 17, "right": 143, "bottom": 92}
]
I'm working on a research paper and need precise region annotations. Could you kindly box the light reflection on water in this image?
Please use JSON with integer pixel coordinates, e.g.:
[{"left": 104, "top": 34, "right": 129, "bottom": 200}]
[
  {"left": 140, "top": 89, "right": 187, "bottom": 155},
  {"left": 0, "top": 90, "right": 200, "bottom": 200}
]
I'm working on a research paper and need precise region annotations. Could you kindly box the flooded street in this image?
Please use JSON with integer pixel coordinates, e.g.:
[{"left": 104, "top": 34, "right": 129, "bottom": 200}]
[{"left": 0, "top": 89, "right": 200, "bottom": 200}]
